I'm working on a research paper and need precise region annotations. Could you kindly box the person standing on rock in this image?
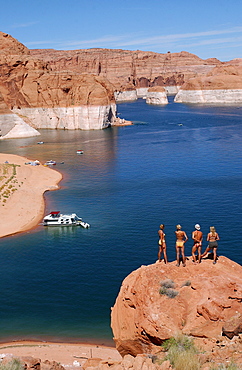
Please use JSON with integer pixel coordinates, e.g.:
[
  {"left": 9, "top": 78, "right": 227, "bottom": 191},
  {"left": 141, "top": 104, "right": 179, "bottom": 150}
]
[
  {"left": 158, "top": 224, "right": 168, "bottom": 263},
  {"left": 201, "top": 226, "right": 220, "bottom": 264},
  {"left": 192, "top": 224, "right": 203, "bottom": 263},
  {"left": 175, "top": 224, "right": 188, "bottom": 267}
]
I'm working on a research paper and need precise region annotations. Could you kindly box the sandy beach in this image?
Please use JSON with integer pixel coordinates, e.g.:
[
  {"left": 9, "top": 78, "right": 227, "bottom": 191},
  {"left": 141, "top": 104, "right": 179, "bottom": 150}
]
[
  {"left": 0, "top": 153, "right": 62, "bottom": 238},
  {"left": 0, "top": 341, "right": 122, "bottom": 368}
]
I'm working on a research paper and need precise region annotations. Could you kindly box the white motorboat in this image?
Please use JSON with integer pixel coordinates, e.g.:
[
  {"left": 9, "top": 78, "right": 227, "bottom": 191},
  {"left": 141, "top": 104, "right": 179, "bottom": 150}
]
[
  {"left": 44, "top": 160, "right": 56, "bottom": 166},
  {"left": 43, "top": 211, "right": 90, "bottom": 228}
]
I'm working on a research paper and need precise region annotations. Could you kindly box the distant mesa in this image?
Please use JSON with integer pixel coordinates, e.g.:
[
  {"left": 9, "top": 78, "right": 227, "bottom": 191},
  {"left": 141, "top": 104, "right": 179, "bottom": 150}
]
[
  {"left": 0, "top": 31, "right": 242, "bottom": 139},
  {"left": 175, "top": 64, "right": 242, "bottom": 104}
]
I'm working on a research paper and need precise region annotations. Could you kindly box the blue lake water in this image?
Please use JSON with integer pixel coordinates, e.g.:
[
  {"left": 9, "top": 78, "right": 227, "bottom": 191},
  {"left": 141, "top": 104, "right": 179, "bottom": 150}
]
[{"left": 0, "top": 97, "right": 241, "bottom": 344}]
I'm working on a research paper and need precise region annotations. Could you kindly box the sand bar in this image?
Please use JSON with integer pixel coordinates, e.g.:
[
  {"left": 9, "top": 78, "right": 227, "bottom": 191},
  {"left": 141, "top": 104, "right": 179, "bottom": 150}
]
[
  {"left": 0, "top": 154, "right": 62, "bottom": 238},
  {"left": 0, "top": 341, "right": 121, "bottom": 368}
]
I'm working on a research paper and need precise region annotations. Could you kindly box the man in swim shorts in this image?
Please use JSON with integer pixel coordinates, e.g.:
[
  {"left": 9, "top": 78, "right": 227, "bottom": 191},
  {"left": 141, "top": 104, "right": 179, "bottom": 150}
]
[
  {"left": 175, "top": 224, "right": 188, "bottom": 267},
  {"left": 192, "top": 224, "right": 203, "bottom": 263}
]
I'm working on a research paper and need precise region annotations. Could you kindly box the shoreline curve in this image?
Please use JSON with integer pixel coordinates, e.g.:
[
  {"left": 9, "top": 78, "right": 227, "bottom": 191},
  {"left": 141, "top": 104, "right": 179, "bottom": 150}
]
[
  {"left": 0, "top": 340, "right": 121, "bottom": 368},
  {"left": 0, "top": 153, "right": 62, "bottom": 238}
]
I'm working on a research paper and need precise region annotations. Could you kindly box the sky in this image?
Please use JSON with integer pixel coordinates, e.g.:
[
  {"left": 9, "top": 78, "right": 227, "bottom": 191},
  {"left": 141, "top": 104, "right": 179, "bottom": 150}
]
[{"left": 1, "top": 0, "right": 242, "bottom": 62}]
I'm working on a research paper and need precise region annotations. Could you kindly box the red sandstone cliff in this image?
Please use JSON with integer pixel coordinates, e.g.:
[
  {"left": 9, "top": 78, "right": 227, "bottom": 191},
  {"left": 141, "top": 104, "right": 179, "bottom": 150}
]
[
  {"left": 111, "top": 256, "right": 242, "bottom": 357},
  {"left": 0, "top": 33, "right": 115, "bottom": 110},
  {"left": 0, "top": 32, "right": 117, "bottom": 134},
  {"left": 29, "top": 48, "right": 221, "bottom": 91},
  {"left": 174, "top": 61, "right": 242, "bottom": 103},
  {"left": 176, "top": 65, "right": 242, "bottom": 91},
  {"left": 1, "top": 31, "right": 242, "bottom": 136},
  {"left": 0, "top": 32, "right": 29, "bottom": 55}
]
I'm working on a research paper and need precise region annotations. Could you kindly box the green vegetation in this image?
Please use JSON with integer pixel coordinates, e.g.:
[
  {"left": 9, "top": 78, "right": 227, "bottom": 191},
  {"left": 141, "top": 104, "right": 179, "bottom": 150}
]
[
  {"left": 0, "top": 163, "right": 20, "bottom": 204},
  {"left": 0, "top": 359, "right": 24, "bottom": 370},
  {"left": 161, "top": 333, "right": 201, "bottom": 370},
  {"left": 157, "top": 334, "right": 242, "bottom": 370},
  {"left": 159, "top": 279, "right": 179, "bottom": 298}
]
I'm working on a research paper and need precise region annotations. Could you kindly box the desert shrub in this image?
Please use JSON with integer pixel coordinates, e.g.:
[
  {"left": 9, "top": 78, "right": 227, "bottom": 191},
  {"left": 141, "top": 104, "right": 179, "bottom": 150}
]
[
  {"left": 181, "top": 280, "right": 191, "bottom": 287},
  {"left": 162, "top": 333, "right": 201, "bottom": 370},
  {"left": 165, "top": 288, "right": 179, "bottom": 298},
  {"left": 0, "top": 359, "right": 25, "bottom": 370},
  {"left": 160, "top": 279, "right": 175, "bottom": 289},
  {"left": 159, "top": 279, "right": 178, "bottom": 298}
]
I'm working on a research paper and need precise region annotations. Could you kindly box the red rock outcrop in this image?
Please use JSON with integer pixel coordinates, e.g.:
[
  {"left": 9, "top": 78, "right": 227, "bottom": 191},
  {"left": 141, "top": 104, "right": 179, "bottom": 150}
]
[
  {"left": 1, "top": 31, "right": 241, "bottom": 137},
  {"left": 0, "top": 32, "right": 118, "bottom": 135},
  {"left": 146, "top": 86, "right": 168, "bottom": 105},
  {"left": 30, "top": 49, "right": 221, "bottom": 92},
  {"left": 177, "top": 65, "right": 242, "bottom": 91},
  {"left": 111, "top": 256, "right": 242, "bottom": 357},
  {"left": 0, "top": 32, "right": 29, "bottom": 55},
  {"left": 175, "top": 64, "right": 242, "bottom": 104}
]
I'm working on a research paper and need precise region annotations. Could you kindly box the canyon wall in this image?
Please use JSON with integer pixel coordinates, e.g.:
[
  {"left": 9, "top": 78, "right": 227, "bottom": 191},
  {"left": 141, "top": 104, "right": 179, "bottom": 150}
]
[
  {"left": 175, "top": 64, "right": 242, "bottom": 104},
  {"left": 0, "top": 32, "right": 118, "bottom": 138},
  {"left": 1, "top": 31, "right": 242, "bottom": 139},
  {"left": 30, "top": 48, "right": 220, "bottom": 94}
]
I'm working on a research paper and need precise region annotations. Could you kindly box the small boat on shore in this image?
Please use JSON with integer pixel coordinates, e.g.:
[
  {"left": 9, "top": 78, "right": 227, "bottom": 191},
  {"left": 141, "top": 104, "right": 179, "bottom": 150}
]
[
  {"left": 44, "top": 160, "right": 56, "bottom": 166},
  {"left": 43, "top": 211, "right": 90, "bottom": 228}
]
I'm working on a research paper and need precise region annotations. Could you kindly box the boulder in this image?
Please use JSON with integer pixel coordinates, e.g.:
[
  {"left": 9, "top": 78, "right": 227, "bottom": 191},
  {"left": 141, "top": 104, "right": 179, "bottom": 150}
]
[
  {"left": 222, "top": 312, "right": 242, "bottom": 339},
  {"left": 20, "top": 356, "right": 41, "bottom": 370}
]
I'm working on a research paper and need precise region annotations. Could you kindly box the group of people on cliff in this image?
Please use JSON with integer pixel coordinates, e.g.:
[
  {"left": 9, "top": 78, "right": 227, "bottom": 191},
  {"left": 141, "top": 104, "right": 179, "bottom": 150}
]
[{"left": 158, "top": 224, "right": 220, "bottom": 267}]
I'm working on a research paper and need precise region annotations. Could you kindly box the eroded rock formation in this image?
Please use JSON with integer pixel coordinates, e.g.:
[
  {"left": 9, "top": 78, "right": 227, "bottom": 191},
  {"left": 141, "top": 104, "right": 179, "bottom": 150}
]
[
  {"left": 0, "top": 32, "right": 118, "bottom": 137},
  {"left": 111, "top": 256, "right": 242, "bottom": 357},
  {"left": 146, "top": 86, "right": 168, "bottom": 105},
  {"left": 175, "top": 64, "right": 242, "bottom": 104},
  {"left": 30, "top": 49, "right": 220, "bottom": 93},
  {"left": 1, "top": 31, "right": 242, "bottom": 139}
]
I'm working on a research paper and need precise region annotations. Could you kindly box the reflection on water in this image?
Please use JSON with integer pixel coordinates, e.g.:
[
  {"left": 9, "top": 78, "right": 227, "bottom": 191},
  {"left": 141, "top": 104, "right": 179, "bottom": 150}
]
[
  {"left": 0, "top": 98, "right": 241, "bottom": 342},
  {"left": 43, "top": 225, "right": 81, "bottom": 237}
]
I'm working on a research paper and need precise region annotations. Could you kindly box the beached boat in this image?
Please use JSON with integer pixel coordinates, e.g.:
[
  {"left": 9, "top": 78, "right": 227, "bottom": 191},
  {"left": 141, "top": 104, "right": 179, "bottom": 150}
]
[
  {"left": 44, "top": 160, "right": 56, "bottom": 166},
  {"left": 43, "top": 211, "right": 90, "bottom": 228}
]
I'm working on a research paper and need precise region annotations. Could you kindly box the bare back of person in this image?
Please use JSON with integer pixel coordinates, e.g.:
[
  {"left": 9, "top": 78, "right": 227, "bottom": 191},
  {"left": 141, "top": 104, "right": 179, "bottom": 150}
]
[
  {"left": 192, "top": 229, "right": 203, "bottom": 263},
  {"left": 175, "top": 225, "right": 188, "bottom": 267},
  {"left": 201, "top": 226, "right": 219, "bottom": 264},
  {"left": 193, "top": 230, "right": 203, "bottom": 245},
  {"left": 207, "top": 232, "right": 219, "bottom": 242},
  {"left": 175, "top": 230, "right": 186, "bottom": 246}
]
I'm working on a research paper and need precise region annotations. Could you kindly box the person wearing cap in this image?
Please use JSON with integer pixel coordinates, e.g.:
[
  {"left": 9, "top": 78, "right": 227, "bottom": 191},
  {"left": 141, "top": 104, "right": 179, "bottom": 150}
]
[
  {"left": 175, "top": 224, "right": 188, "bottom": 267},
  {"left": 192, "top": 224, "right": 203, "bottom": 263},
  {"left": 158, "top": 224, "right": 168, "bottom": 264}
]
